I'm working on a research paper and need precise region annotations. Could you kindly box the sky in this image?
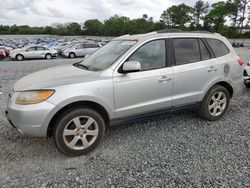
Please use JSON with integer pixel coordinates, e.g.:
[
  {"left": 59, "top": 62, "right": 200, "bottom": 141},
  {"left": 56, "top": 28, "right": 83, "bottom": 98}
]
[{"left": 0, "top": 0, "right": 222, "bottom": 26}]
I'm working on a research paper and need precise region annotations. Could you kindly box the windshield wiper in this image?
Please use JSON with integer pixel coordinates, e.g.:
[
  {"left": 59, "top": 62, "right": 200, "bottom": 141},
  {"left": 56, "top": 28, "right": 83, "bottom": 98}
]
[{"left": 73, "top": 62, "right": 89, "bottom": 70}]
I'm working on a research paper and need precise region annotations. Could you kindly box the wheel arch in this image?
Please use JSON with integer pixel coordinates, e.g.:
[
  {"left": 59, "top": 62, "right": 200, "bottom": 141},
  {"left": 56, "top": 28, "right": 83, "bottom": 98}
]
[
  {"left": 204, "top": 81, "right": 233, "bottom": 99},
  {"left": 15, "top": 54, "right": 24, "bottom": 59},
  {"left": 47, "top": 100, "right": 111, "bottom": 138}
]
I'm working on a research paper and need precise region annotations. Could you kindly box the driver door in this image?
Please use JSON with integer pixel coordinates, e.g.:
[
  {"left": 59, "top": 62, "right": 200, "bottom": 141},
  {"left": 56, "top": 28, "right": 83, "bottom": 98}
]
[{"left": 113, "top": 39, "right": 173, "bottom": 118}]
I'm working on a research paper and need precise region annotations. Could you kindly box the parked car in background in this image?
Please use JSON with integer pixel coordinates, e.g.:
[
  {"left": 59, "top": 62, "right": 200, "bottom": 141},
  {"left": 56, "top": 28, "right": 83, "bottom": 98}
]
[
  {"left": 9, "top": 45, "right": 57, "bottom": 61},
  {"left": 62, "top": 42, "right": 101, "bottom": 58},
  {"left": 6, "top": 32, "right": 244, "bottom": 156},
  {"left": 0, "top": 46, "right": 13, "bottom": 56},
  {"left": 57, "top": 42, "right": 79, "bottom": 55},
  {"left": 0, "top": 49, "right": 6, "bottom": 59},
  {"left": 243, "top": 61, "right": 250, "bottom": 88}
]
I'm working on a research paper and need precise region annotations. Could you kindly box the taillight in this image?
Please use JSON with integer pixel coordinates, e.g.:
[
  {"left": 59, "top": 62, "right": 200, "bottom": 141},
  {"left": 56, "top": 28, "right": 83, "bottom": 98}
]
[{"left": 238, "top": 58, "right": 244, "bottom": 66}]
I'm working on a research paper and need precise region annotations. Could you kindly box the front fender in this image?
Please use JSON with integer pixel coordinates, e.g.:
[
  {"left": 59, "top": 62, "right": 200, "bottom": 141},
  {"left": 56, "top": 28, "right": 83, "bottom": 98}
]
[{"left": 42, "top": 95, "right": 115, "bottom": 136}]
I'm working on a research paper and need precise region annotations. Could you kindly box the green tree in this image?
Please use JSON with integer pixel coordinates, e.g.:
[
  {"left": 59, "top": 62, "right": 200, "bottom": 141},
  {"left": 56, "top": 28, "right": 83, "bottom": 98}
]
[
  {"left": 67, "top": 22, "right": 81, "bottom": 35},
  {"left": 160, "top": 9, "right": 172, "bottom": 28},
  {"left": 227, "top": 0, "right": 241, "bottom": 27},
  {"left": 204, "top": 2, "right": 229, "bottom": 32},
  {"left": 84, "top": 19, "right": 104, "bottom": 36},
  {"left": 166, "top": 4, "right": 193, "bottom": 29},
  {"left": 193, "top": 0, "right": 209, "bottom": 28}
]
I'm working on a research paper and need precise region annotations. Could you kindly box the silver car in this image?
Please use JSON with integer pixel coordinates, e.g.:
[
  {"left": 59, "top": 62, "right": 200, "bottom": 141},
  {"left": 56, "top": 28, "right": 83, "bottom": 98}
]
[
  {"left": 6, "top": 32, "right": 244, "bottom": 156},
  {"left": 62, "top": 42, "right": 101, "bottom": 58},
  {"left": 10, "top": 45, "right": 58, "bottom": 61}
]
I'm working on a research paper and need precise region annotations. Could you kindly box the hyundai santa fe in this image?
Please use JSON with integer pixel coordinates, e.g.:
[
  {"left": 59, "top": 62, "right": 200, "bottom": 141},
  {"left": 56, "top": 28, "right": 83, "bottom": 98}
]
[{"left": 5, "top": 32, "right": 244, "bottom": 156}]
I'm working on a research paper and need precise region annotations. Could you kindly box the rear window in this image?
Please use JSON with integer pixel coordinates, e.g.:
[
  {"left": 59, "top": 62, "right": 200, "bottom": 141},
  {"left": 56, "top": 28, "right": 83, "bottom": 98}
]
[{"left": 206, "top": 38, "right": 230, "bottom": 57}]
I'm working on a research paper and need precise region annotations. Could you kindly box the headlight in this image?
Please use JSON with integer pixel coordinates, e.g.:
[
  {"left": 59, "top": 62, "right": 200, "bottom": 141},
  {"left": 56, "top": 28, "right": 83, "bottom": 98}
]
[{"left": 16, "top": 90, "right": 55, "bottom": 105}]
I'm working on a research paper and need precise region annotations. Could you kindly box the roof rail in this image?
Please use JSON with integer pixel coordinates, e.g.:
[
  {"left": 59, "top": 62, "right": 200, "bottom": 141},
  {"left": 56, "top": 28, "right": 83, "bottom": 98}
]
[
  {"left": 115, "top": 34, "right": 130, "bottom": 39},
  {"left": 156, "top": 29, "right": 182, "bottom": 33},
  {"left": 189, "top": 30, "right": 212, "bottom": 34},
  {"left": 146, "top": 31, "right": 157, "bottom": 35}
]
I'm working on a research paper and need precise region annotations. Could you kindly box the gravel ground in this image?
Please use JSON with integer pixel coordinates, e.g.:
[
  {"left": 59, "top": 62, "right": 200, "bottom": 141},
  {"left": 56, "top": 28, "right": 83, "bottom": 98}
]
[{"left": 0, "top": 49, "right": 250, "bottom": 187}]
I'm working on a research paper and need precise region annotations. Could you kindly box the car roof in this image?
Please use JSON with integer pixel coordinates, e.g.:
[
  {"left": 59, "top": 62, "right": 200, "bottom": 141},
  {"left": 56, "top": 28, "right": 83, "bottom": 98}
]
[{"left": 114, "top": 31, "right": 224, "bottom": 42}]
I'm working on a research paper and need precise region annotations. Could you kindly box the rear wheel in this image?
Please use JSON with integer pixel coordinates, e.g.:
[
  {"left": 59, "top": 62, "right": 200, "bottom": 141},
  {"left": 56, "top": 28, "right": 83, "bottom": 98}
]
[
  {"left": 45, "top": 53, "right": 52, "bottom": 60},
  {"left": 16, "top": 54, "right": 24, "bottom": 61},
  {"left": 53, "top": 107, "right": 105, "bottom": 156},
  {"left": 198, "top": 85, "right": 230, "bottom": 121},
  {"left": 69, "top": 52, "right": 76, "bottom": 58}
]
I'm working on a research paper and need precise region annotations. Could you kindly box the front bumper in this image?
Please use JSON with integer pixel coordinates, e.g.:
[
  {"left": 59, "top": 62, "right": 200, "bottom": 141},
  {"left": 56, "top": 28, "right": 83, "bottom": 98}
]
[{"left": 5, "top": 92, "right": 55, "bottom": 137}]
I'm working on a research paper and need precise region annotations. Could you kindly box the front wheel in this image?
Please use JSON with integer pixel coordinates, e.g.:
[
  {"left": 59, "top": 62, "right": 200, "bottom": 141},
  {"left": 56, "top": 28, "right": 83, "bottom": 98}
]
[
  {"left": 45, "top": 53, "right": 52, "bottom": 60},
  {"left": 198, "top": 85, "right": 230, "bottom": 121},
  {"left": 69, "top": 52, "right": 76, "bottom": 58},
  {"left": 53, "top": 107, "right": 105, "bottom": 156},
  {"left": 16, "top": 54, "right": 24, "bottom": 61}
]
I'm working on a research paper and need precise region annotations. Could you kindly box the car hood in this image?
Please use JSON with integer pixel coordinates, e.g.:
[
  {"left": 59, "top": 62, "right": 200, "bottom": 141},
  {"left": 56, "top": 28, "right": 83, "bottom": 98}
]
[{"left": 14, "top": 64, "right": 101, "bottom": 91}]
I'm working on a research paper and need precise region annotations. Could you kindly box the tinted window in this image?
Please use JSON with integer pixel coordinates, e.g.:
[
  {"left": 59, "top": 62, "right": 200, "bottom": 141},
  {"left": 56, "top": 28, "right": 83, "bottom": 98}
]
[
  {"left": 128, "top": 40, "right": 166, "bottom": 71},
  {"left": 36, "top": 47, "right": 46, "bottom": 51},
  {"left": 26, "top": 47, "right": 36, "bottom": 52},
  {"left": 84, "top": 44, "right": 91, "bottom": 48},
  {"left": 173, "top": 38, "right": 200, "bottom": 65},
  {"left": 206, "top": 38, "right": 230, "bottom": 57},
  {"left": 91, "top": 44, "right": 100, "bottom": 48},
  {"left": 199, "top": 39, "right": 211, "bottom": 60},
  {"left": 75, "top": 44, "right": 83, "bottom": 49}
]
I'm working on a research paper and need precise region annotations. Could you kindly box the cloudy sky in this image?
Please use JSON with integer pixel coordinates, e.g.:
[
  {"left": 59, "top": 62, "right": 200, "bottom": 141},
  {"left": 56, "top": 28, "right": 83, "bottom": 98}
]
[{"left": 0, "top": 0, "right": 222, "bottom": 26}]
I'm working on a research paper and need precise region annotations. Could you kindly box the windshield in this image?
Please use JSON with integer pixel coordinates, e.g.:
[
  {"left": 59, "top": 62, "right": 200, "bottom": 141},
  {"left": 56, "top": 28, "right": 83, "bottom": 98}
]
[{"left": 78, "top": 40, "right": 137, "bottom": 71}]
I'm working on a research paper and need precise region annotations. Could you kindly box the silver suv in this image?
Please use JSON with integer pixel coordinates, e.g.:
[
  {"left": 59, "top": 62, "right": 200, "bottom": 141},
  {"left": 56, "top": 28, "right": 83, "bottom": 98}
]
[
  {"left": 62, "top": 42, "right": 101, "bottom": 58},
  {"left": 6, "top": 32, "right": 244, "bottom": 156}
]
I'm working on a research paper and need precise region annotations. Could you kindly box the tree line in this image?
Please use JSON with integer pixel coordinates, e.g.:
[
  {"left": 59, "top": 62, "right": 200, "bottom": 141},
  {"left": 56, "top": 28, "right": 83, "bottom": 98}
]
[{"left": 0, "top": 0, "right": 249, "bottom": 38}]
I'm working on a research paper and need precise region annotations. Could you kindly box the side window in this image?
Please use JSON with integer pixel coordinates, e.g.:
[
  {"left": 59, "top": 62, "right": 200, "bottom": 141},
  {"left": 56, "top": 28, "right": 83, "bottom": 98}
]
[
  {"left": 173, "top": 38, "right": 200, "bottom": 65},
  {"left": 128, "top": 40, "right": 166, "bottom": 71},
  {"left": 75, "top": 44, "right": 83, "bottom": 49},
  {"left": 91, "top": 44, "right": 100, "bottom": 48},
  {"left": 36, "top": 47, "right": 45, "bottom": 51},
  {"left": 84, "top": 44, "right": 93, "bottom": 48},
  {"left": 26, "top": 47, "right": 36, "bottom": 52},
  {"left": 206, "top": 38, "right": 230, "bottom": 57},
  {"left": 199, "top": 39, "right": 211, "bottom": 60}
]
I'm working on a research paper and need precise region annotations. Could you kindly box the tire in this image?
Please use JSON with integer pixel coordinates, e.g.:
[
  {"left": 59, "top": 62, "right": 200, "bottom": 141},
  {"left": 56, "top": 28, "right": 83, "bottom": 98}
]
[
  {"left": 198, "top": 85, "right": 230, "bottom": 121},
  {"left": 16, "top": 54, "right": 24, "bottom": 61},
  {"left": 53, "top": 107, "right": 105, "bottom": 156},
  {"left": 245, "top": 81, "right": 250, "bottom": 88},
  {"left": 69, "top": 52, "right": 76, "bottom": 58},
  {"left": 45, "top": 53, "right": 52, "bottom": 60}
]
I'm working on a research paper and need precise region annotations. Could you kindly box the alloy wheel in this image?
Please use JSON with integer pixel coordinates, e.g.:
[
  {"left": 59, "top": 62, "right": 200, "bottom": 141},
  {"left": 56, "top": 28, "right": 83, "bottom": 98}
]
[
  {"left": 63, "top": 116, "right": 99, "bottom": 150},
  {"left": 208, "top": 91, "right": 227, "bottom": 117}
]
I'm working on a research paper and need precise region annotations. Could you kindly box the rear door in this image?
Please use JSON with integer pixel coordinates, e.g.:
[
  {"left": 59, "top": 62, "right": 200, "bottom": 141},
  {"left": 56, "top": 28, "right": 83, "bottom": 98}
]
[
  {"left": 74, "top": 44, "right": 84, "bottom": 56},
  {"left": 24, "top": 47, "right": 37, "bottom": 59},
  {"left": 171, "top": 37, "right": 217, "bottom": 106},
  {"left": 36, "top": 47, "right": 47, "bottom": 58}
]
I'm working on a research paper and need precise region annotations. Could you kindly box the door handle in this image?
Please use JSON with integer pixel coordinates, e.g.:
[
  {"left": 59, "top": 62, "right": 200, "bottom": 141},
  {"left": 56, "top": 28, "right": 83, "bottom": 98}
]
[
  {"left": 207, "top": 66, "right": 218, "bottom": 72},
  {"left": 159, "top": 76, "right": 171, "bottom": 82}
]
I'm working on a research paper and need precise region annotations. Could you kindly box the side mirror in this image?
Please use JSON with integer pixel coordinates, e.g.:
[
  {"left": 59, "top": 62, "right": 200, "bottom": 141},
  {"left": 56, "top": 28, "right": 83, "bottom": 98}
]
[{"left": 122, "top": 61, "right": 141, "bottom": 73}]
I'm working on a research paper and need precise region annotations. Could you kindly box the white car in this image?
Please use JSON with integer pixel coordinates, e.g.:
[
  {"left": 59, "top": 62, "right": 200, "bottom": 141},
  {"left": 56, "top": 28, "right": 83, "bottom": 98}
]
[
  {"left": 62, "top": 43, "right": 101, "bottom": 58},
  {"left": 10, "top": 45, "right": 58, "bottom": 61},
  {"left": 243, "top": 61, "right": 250, "bottom": 88}
]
